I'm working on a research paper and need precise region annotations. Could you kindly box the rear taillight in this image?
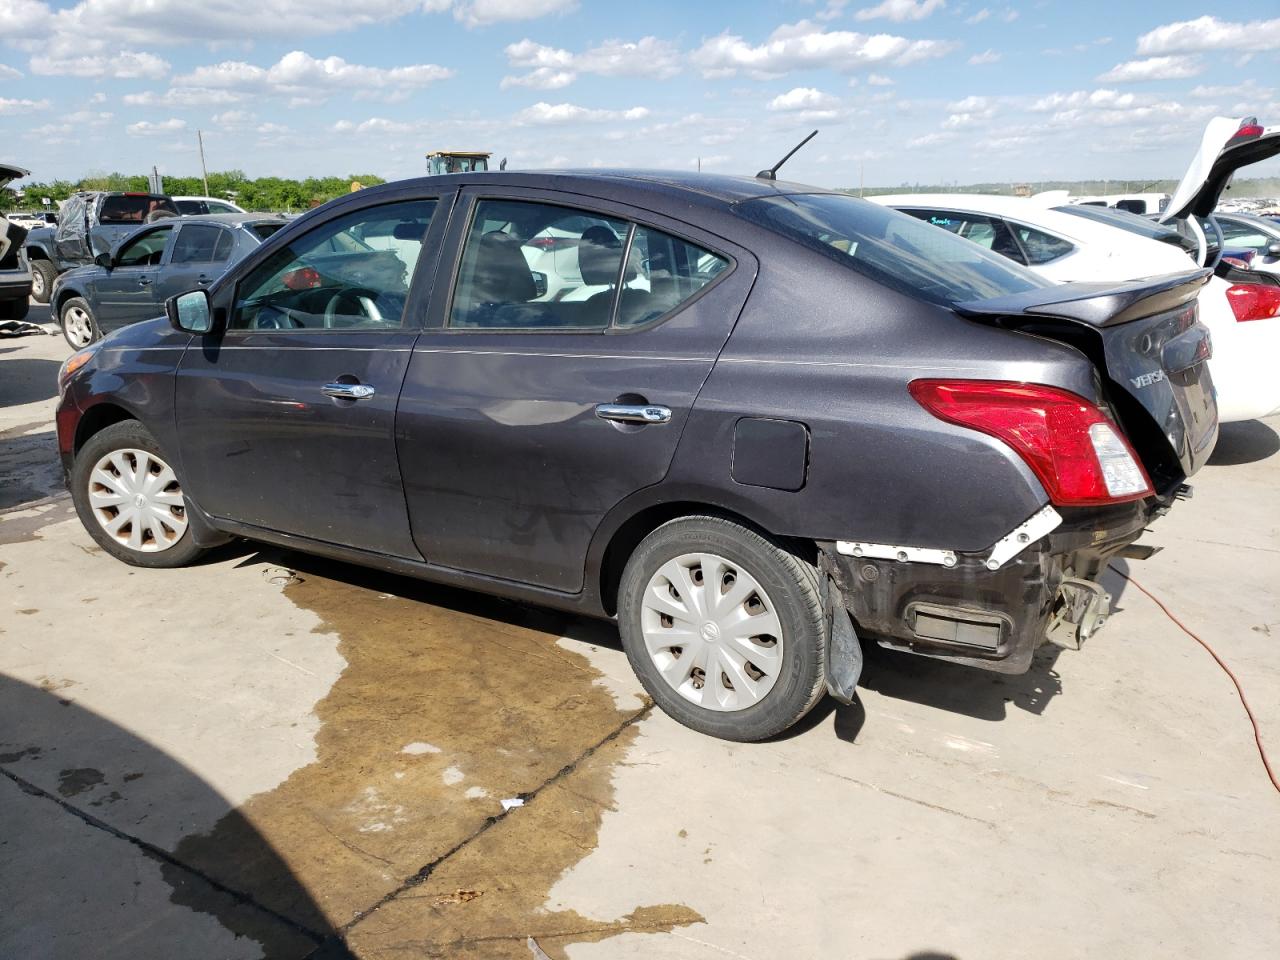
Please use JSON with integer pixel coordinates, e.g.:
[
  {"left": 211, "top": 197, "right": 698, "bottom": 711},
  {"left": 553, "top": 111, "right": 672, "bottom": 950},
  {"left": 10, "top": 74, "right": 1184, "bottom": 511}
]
[
  {"left": 909, "top": 380, "right": 1153, "bottom": 507},
  {"left": 1225, "top": 283, "right": 1280, "bottom": 322}
]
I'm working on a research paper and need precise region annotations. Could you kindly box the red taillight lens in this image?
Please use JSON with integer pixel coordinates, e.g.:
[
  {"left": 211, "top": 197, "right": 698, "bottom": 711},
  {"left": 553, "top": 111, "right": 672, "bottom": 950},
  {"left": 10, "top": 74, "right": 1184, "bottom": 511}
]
[
  {"left": 909, "top": 380, "right": 1153, "bottom": 507},
  {"left": 1225, "top": 283, "right": 1280, "bottom": 322},
  {"left": 282, "top": 266, "right": 322, "bottom": 290},
  {"left": 1231, "top": 122, "right": 1263, "bottom": 141}
]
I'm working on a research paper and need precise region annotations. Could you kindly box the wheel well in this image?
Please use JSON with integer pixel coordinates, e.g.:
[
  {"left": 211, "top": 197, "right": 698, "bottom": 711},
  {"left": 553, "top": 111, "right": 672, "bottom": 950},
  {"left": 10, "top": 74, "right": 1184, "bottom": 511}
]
[
  {"left": 53, "top": 287, "right": 79, "bottom": 316},
  {"left": 75, "top": 404, "right": 135, "bottom": 455},
  {"left": 26, "top": 248, "right": 49, "bottom": 261},
  {"left": 597, "top": 501, "right": 816, "bottom": 616}
]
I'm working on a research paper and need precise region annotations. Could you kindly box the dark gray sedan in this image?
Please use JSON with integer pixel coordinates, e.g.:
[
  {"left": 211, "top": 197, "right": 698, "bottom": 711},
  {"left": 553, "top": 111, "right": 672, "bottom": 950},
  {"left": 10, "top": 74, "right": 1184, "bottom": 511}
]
[
  {"left": 55, "top": 171, "right": 1217, "bottom": 741},
  {"left": 51, "top": 213, "right": 286, "bottom": 348}
]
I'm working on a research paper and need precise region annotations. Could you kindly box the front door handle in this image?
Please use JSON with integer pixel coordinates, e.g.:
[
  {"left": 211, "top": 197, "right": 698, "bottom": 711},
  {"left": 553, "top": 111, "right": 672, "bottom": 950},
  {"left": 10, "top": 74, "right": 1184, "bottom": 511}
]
[
  {"left": 138, "top": 277, "right": 153, "bottom": 286},
  {"left": 595, "top": 403, "right": 672, "bottom": 425},
  {"left": 196, "top": 275, "right": 210, "bottom": 285},
  {"left": 322, "top": 382, "right": 376, "bottom": 400}
]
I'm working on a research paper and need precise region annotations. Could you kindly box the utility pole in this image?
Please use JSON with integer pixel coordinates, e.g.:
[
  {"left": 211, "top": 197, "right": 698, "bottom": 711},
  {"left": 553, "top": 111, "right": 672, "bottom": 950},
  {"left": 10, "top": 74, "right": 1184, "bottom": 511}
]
[
  {"left": 197, "top": 129, "right": 210, "bottom": 197},
  {"left": 697, "top": 156, "right": 701, "bottom": 172}
]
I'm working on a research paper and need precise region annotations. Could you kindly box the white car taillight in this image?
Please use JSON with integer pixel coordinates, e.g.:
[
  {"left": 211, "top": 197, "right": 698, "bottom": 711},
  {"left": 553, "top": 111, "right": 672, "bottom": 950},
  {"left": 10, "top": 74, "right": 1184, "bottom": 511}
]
[{"left": 1088, "top": 422, "right": 1149, "bottom": 498}]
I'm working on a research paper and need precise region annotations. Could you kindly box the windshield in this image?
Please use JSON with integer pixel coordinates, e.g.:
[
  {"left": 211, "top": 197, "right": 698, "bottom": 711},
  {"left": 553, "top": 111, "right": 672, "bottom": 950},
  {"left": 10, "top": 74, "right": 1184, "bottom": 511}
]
[
  {"left": 1053, "top": 203, "right": 1198, "bottom": 255},
  {"left": 735, "top": 192, "right": 1047, "bottom": 307}
]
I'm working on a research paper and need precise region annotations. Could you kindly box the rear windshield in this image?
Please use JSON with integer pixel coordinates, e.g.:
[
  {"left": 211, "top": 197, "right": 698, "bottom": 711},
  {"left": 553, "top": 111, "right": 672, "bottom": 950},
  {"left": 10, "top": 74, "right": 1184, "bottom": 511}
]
[
  {"left": 735, "top": 193, "right": 1048, "bottom": 307},
  {"left": 1053, "top": 204, "right": 1198, "bottom": 255},
  {"left": 98, "top": 195, "right": 180, "bottom": 224},
  {"left": 252, "top": 222, "right": 285, "bottom": 240}
]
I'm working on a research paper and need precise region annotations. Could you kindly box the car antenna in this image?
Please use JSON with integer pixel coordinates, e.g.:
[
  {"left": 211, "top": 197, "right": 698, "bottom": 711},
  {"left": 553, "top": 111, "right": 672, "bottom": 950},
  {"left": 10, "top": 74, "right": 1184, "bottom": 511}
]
[{"left": 756, "top": 130, "right": 818, "bottom": 181}]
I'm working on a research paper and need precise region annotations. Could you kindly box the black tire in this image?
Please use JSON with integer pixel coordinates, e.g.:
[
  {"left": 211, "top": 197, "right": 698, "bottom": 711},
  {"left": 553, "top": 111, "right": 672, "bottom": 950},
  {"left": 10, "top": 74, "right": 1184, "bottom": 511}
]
[
  {"left": 70, "top": 420, "right": 206, "bottom": 569},
  {"left": 29, "top": 259, "right": 56, "bottom": 304},
  {"left": 60, "top": 296, "right": 101, "bottom": 349},
  {"left": 617, "top": 515, "right": 828, "bottom": 741},
  {"left": 0, "top": 297, "right": 29, "bottom": 321}
]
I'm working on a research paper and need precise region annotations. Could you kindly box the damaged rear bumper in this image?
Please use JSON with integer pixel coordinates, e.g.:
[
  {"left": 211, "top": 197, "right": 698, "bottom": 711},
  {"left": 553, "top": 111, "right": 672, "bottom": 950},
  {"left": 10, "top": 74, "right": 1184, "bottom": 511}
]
[{"left": 818, "top": 500, "right": 1161, "bottom": 676}]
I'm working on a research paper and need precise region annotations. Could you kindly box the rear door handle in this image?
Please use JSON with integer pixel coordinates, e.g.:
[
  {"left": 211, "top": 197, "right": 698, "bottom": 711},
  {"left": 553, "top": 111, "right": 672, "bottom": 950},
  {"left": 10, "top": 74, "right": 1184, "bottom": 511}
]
[
  {"left": 196, "top": 276, "right": 210, "bottom": 285},
  {"left": 595, "top": 403, "right": 672, "bottom": 424},
  {"left": 322, "top": 382, "right": 376, "bottom": 400},
  {"left": 138, "top": 277, "right": 153, "bottom": 286}
]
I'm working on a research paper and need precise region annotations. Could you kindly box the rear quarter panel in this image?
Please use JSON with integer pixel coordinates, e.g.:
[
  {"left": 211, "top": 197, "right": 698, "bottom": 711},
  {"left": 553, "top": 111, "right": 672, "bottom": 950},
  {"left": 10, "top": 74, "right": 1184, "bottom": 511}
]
[{"left": 662, "top": 240, "right": 1101, "bottom": 553}]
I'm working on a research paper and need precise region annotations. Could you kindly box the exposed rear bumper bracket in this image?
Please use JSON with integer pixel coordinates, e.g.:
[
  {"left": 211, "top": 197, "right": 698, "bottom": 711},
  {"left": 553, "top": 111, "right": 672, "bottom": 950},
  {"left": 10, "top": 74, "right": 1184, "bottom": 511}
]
[
  {"left": 1045, "top": 577, "right": 1112, "bottom": 651},
  {"left": 984, "top": 505, "right": 1063, "bottom": 570}
]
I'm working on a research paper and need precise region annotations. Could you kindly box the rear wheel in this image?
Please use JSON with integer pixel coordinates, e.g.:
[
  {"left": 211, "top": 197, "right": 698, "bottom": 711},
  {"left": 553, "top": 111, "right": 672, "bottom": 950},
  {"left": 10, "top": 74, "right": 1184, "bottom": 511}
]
[
  {"left": 29, "top": 259, "right": 56, "bottom": 304},
  {"left": 70, "top": 420, "right": 206, "bottom": 568},
  {"left": 61, "top": 297, "right": 100, "bottom": 348},
  {"left": 617, "top": 515, "right": 827, "bottom": 741}
]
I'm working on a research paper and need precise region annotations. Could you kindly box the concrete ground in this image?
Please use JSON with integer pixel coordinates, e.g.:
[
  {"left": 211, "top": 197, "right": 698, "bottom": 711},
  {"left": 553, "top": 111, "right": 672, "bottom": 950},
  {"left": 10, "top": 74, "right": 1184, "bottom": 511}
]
[{"left": 2, "top": 304, "right": 1278, "bottom": 960}]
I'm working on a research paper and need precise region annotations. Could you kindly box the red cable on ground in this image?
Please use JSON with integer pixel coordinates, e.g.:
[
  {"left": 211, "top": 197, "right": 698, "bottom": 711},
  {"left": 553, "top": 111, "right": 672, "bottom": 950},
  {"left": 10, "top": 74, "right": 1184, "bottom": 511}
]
[{"left": 1110, "top": 565, "right": 1280, "bottom": 797}]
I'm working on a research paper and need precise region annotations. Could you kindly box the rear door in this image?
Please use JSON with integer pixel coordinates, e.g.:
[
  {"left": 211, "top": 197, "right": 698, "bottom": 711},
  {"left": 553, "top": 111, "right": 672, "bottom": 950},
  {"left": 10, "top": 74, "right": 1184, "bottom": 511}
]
[
  {"left": 397, "top": 187, "right": 757, "bottom": 593},
  {"left": 174, "top": 193, "right": 447, "bottom": 557},
  {"left": 93, "top": 224, "right": 173, "bottom": 328},
  {"left": 160, "top": 222, "right": 234, "bottom": 301}
]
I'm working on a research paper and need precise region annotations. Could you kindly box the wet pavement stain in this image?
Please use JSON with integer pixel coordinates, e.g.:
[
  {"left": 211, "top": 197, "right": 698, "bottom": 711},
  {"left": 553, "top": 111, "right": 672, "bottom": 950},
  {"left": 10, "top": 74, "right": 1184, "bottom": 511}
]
[
  {"left": 57, "top": 767, "right": 105, "bottom": 797},
  {"left": 166, "top": 551, "right": 699, "bottom": 958}
]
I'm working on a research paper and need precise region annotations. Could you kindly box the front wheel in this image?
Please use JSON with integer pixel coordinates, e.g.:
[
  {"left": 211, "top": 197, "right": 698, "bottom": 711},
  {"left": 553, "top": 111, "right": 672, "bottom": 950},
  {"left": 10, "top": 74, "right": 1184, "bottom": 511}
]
[
  {"left": 70, "top": 420, "right": 206, "bottom": 568},
  {"left": 617, "top": 515, "right": 828, "bottom": 741},
  {"left": 61, "top": 297, "right": 100, "bottom": 348}
]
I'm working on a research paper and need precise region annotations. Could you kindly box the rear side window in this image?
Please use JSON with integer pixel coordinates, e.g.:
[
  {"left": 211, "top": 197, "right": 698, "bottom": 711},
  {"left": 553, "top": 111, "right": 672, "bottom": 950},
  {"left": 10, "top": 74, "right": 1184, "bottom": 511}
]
[
  {"left": 449, "top": 198, "right": 727, "bottom": 331},
  {"left": 737, "top": 194, "right": 1047, "bottom": 307},
  {"left": 172, "top": 224, "right": 231, "bottom": 264},
  {"left": 900, "top": 209, "right": 1026, "bottom": 264},
  {"left": 252, "top": 222, "right": 285, "bottom": 241},
  {"left": 99, "top": 196, "right": 180, "bottom": 224},
  {"left": 1011, "top": 224, "right": 1075, "bottom": 265}
]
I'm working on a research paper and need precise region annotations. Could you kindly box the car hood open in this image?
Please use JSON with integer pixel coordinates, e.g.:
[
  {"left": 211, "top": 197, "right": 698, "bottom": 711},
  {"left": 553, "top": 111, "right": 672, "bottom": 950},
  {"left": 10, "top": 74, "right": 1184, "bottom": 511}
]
[
  {"left": 0, "top": 163, "right": 30, "bottom": 191},
  {"left": 1159, "top": 118, "right": 1280, "bottom": 223}
]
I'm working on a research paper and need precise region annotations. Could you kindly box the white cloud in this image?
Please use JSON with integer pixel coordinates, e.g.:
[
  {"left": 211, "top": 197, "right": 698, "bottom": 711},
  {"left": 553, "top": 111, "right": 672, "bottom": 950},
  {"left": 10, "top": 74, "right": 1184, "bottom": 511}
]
[
  {"left": 1136, "top": 15, "right": 1280, "bottom": 55},
  {"left": 867, "top": 73, "right": 894, "bottom": 85},
  {"left": 942, "top": 94, "right": 996, "bottom": 128},
  {"left": 501, "top": 36, "right": 680, "bottom": 89},
  {"left": 0, "top": 0, "right": 46, "bottom": 37},
  {"left": 450, "top": 0, "right": 578, "bottom": 28},
  {"left": 907, "top": 131, "right": 957, "bottom": 148},
  {"left": 854, "top": 0, "right": 946, "bottom": 22},
  {"left": 30, "top": 50, "right": 168, "bottom": 79},
  {"left": 965, "top": 8, "right": 990, "bottom": 24},
  {"left": 124, "top": 88, "right": 246, "bottom": 107},
  {"left": 0, "top": 64, "right": 23, "bottom": 80},
  {"left": 0, "top": 96, "right": 50, "bottom": 115},
  {"left": 1097, "top": 55, "right": 1204, "bottom": 83},
  {"left": 126, "top": 118, "right": 186, "bottom": 136},
  {"left": 1002, "top": 7, "right": 1018, "bottom": 22},
  {"left": 167, "top": 51, "right": 452, "bottom": 106},
  {"left": 1028, "top": 88, "right": 1213, "bottom": 130},
  {"left": 767, "top": 87, "right": 840, "bottom": 111},
  {"left": 516, "top": 102, "right": 649, "bottom": 125},
  {"left": 967, "top": 49, "right": 1001, "bottom": 65},
  {"left": 692, "top": 20, "right": 957, "bottom": 78}
]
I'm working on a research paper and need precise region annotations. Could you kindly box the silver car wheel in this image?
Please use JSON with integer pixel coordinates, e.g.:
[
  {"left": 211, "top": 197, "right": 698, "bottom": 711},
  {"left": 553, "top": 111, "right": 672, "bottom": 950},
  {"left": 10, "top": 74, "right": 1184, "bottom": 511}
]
[
  {"left": 31, "top": 269, "right": 45, "bottom": 300},
  {"left": 639, "top": 552, "right": 785, "bottom": 712},
  {"left": 64, "top": 305, "right": 94, "bottom": 347},
  {"left": 87, "top": 448, "right": 188, "bottom": 553}
]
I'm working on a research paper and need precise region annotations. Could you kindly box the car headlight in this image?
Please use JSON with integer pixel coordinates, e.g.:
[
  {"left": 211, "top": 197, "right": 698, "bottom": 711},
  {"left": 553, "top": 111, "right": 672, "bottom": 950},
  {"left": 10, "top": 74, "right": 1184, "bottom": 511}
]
[{"left": 58, "top": 345, "right": 99, "bottom": 394}]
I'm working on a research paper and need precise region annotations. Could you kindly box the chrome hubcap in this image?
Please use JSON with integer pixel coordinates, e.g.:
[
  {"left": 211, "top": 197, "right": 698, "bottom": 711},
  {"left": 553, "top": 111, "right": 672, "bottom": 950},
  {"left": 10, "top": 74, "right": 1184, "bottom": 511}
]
[
  {"left": 64, "top": 307, "right": 93, "bottom": 347},
  {"left": 87, "top": 448, "right": 187, "bottom": 552},
  {"left": 640, "top": 552, "right": 784, "bottom": 712},
  {"left": 32, "top": 270, "right": 44, "bottom": 298}
]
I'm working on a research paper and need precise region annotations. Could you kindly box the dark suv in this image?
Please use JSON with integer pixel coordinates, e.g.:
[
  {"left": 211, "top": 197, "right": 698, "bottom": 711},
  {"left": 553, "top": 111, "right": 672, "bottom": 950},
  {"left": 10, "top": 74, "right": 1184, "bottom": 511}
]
[{"left": 54, "top": 171, "right": 1218, "bottom": 740}]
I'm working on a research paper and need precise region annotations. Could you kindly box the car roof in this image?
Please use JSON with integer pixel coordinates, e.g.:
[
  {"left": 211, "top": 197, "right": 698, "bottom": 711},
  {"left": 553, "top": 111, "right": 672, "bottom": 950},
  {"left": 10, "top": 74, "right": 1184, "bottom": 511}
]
[
  {"left": 166, "top": 213, "right": 285, "bottom": 226},
  {"left": 364, "top": 169, "right": 842, "bottom": 209}
]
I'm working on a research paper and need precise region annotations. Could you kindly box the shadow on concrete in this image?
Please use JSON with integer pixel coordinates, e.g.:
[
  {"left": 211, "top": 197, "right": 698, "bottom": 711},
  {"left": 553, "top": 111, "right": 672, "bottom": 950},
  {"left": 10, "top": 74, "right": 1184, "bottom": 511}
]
[
  {"left": 1209, "top": 419, "right": 1280, "bottom": 466},
  {"left": 0, "top": 674, "right": 349, "bottom": 959},
  {"left": 0, "top": 358, "right": 61, "bottom": 407},
  {"left": 0, "top": 428, "right": 63, "bottom": 510}
]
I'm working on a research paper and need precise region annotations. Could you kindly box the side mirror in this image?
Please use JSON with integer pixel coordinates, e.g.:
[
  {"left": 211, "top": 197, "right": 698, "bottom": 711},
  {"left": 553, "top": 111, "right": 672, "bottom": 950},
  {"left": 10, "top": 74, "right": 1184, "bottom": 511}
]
[
  {"left": 1268, "top": 240, "right": 1280, "bottom": 257},
  {"left": 94, "top": 251, "right": 113, "bottom": 269},
  {"left": 166, "top": 289, "right": 214, "bottom": 334}
]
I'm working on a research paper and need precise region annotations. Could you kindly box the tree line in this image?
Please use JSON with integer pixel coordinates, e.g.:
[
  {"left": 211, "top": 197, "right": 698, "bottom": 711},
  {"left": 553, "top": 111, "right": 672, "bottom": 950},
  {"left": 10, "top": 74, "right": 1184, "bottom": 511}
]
[{"left": 0, "top": 170, "right": 387, "bottom": 213}]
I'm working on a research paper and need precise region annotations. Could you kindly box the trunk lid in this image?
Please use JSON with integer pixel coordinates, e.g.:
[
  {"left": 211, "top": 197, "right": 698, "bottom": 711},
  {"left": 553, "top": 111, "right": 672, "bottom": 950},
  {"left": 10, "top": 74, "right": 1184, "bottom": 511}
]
[
  {"left": 1160, "top": 117, "right": 1280, "bottom": 223},
  {"left": 956, "top": 270, "right": 1218, "bottom": 488},
  {"left": 0, "top": 163, "right": 29, "bottom": 191}
]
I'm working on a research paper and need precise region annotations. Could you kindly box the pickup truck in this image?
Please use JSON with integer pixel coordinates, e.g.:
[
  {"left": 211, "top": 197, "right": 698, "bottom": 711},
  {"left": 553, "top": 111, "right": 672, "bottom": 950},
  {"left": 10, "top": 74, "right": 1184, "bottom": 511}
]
[{"left": 24, "top": 191, "right": 180, "bottom": 303}]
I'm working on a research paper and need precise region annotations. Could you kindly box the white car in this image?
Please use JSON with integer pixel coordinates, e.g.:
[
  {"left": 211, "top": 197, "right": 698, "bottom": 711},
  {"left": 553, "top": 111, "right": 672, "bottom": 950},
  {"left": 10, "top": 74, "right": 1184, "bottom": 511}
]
[
  {"left": 873, "top": 117, "right": 1280, "bottom": 423},
  {"left": 1214, "top": 212, "right": 1280, "bottom": 276},
  {"left": 172, "top": 195, "right": 246, "bottom": 215}
]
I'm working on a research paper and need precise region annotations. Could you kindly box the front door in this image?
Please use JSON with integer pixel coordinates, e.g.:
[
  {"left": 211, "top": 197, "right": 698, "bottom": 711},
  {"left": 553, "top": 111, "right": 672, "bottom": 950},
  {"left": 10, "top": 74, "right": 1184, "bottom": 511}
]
[
  {"left": 397, "top": 189, "right": 756, "bottom": 593},
  {"left": 174, "top": 194, "right": 447, "bottom": 557},
  {"left": 93, "top": 223, "right": 172, "bottom": 329}
]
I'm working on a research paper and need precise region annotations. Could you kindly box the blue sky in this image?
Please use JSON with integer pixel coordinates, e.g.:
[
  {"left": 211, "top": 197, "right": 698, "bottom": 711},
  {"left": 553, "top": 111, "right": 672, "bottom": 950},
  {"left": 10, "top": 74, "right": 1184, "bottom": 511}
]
[{"left": 2, "top": 1, "right": 1278, "bottom": 190}]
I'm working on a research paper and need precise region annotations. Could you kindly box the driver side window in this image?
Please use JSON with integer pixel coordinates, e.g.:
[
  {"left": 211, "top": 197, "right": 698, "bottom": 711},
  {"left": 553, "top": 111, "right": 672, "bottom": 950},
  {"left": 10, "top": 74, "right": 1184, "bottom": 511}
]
[
  {"left": 116, "top": 226, "right": 173, "bottom": 267},
  {"left": 230, "top": 199, "right": 437, "bottom": 331}
]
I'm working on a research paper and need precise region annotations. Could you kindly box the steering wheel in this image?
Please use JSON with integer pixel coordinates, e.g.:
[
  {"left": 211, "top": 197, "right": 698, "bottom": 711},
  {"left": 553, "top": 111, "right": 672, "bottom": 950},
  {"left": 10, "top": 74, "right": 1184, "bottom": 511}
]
[{"left": 323, "top": 288, "right": 383, "bottom": 328}]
